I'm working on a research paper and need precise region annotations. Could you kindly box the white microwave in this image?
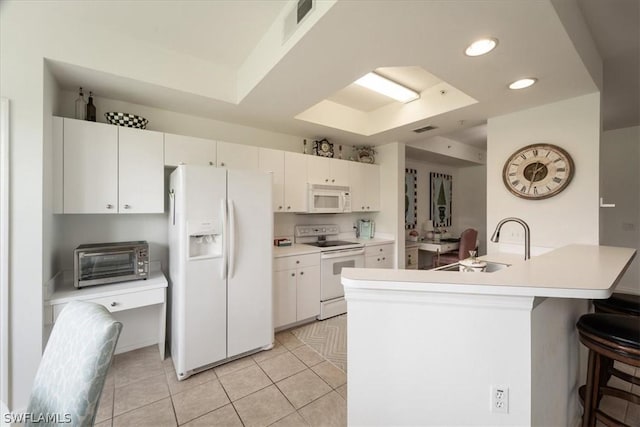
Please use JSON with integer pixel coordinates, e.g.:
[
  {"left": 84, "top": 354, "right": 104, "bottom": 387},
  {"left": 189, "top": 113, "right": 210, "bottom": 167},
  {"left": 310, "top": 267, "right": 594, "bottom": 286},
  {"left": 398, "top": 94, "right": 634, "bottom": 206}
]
[{"left": 308, "top": 184, "right": 351, "bottom": 213}]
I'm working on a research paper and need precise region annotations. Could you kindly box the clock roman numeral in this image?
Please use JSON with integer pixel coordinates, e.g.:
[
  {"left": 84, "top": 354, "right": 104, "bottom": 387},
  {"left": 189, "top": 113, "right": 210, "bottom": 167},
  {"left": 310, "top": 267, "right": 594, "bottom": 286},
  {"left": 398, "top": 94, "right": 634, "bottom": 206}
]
[
  {"left": 557, "top": 167, "right": 566, "bottom": 172},
  {"left": 520, "top": 185, "right": 527, "bottom": 193},
  {"left": 533, "top": 186, "right": 538, "bottom": 195},
  {"left": 553, "top": 158, "right": 563, "bottom": 163},
  {"left": 553, "top": 177, "right": 562, "bottom": 183},
  {"left": 520, "top": 154, "right": 526, "bottom": 160},
  {"left": 512, "top": 179, "right": 520, "bottom": 186},
  {"left": 532, "top": 149, "right": 538, "bottom": 156}
]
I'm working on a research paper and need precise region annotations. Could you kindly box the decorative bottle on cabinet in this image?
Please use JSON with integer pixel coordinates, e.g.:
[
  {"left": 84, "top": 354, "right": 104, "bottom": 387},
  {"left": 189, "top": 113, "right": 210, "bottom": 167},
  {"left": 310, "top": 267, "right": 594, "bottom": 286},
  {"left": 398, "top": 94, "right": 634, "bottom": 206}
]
[
  {"left": 86, "top": 91, "right": 96, "bottom": 122},
  {"left": 74, "top": 87, "right": 87, "bottom": 120}
]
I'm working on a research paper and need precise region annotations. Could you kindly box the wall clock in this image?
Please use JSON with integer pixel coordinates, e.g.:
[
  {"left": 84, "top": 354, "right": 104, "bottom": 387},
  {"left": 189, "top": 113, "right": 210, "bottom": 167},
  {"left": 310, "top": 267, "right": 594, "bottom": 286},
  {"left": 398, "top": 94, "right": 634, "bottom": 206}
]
[
  {"left": 312, "top": 138, "right": 334, "bottom": 158},
  {"left": 502, "top": 143, "right": 574, "bottom": 200}
]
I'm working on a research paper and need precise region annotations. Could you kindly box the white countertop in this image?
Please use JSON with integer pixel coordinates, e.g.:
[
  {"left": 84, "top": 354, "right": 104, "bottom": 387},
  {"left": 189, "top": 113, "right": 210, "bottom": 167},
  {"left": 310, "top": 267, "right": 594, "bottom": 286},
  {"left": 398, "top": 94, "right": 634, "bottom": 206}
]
[
  {"left": 350, "top": 237, "right": 394, "bottom": 246},
  {"left": 46, "top": 270, "right": 167, "bottom": 305},
  {"left": 273, "top": 244, "right": 322, "bottom": 258},
  {"left": 342, "top": 244, "right": 636, "bottom": 299}
]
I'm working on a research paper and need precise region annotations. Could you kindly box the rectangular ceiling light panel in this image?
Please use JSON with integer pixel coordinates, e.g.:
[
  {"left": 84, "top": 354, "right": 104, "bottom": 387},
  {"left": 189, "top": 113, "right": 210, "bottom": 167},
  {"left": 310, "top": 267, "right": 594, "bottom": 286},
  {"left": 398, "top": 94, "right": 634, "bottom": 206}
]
[{"left": 354, "top": 72, "right": 420, "bottom": 103}]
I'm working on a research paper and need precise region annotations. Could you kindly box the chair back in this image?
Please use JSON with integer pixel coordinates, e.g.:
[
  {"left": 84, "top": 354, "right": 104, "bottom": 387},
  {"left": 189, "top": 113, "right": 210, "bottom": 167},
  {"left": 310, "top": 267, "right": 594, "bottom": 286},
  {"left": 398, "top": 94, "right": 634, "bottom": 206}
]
[
  {"left": 27, "top": 301, "right": 122, "bottom": 427},
  {"left": 457, "top": 228, "right": 478, "bottom": 259}
]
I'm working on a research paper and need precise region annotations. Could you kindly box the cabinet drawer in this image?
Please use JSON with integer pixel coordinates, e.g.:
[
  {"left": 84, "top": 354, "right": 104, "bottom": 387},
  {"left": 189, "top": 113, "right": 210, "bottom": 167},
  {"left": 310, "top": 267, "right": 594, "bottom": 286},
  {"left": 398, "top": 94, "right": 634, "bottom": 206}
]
[
  {"left": 365, "top": 243, "right": 392, "bottom": 257},
  {"left": 275, "top": 253, "right": 320, "bottom": 271},
  {"left": 52, "top": 288, "right": 165, "bottom": 322}
]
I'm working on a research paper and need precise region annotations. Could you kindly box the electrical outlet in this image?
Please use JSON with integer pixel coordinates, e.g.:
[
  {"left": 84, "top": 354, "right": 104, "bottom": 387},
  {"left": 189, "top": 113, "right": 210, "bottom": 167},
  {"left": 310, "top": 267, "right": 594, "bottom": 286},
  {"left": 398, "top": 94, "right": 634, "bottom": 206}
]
[{"left": 491, "top": 385, "right": 509, "bottom": 414}]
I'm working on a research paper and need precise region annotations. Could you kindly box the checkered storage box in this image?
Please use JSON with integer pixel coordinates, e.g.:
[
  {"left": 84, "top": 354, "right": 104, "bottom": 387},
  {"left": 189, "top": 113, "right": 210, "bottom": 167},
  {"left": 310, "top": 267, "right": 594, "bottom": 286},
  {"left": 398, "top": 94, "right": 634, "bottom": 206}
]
[{"left": 104, "top": 112, "right": 148, "bottom": 129}]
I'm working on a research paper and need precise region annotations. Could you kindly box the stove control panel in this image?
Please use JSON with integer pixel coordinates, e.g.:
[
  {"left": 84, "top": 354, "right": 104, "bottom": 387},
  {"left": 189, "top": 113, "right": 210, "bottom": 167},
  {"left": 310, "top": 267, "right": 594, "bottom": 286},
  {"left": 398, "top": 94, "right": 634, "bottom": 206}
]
[{"left": 295, "top": 224, "right": 340, "bottom": 238}]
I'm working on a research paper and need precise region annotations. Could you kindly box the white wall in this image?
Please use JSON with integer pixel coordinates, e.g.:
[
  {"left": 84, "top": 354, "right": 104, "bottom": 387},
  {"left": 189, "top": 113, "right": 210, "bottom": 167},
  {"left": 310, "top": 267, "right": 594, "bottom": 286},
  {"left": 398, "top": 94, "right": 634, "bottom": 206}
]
[
  {"left": 376, "top": 143, "right": 405, "bottom": 267},
  {"left": 58, "top": 90, "right": 306, "bottom": 153},
  {"left": 1, "top": 5, "right": 46, "bottom": 409},
  {"left": 456, "top": 165, "right": 487, "bottom": 254},
  {"left": 487, "top": 93, "right": 601, "bottom": 256},
  {"left": 600, "top": 126, "right": 639, "bottom": 294}
]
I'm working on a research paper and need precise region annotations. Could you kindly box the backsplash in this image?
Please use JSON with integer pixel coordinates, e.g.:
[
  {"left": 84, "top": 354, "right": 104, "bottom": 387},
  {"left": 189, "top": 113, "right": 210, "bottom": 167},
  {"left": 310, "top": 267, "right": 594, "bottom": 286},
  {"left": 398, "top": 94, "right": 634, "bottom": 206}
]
[{"left": 275, "top": 212, "right": 377, "bottom": 241}]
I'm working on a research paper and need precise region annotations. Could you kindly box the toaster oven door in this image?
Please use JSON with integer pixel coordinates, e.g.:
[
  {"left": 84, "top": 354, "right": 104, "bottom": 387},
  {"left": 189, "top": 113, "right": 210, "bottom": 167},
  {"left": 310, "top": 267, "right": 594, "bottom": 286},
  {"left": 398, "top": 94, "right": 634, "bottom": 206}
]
[{"left": 77, "top": 250, "right": 138, "bottom": 287}]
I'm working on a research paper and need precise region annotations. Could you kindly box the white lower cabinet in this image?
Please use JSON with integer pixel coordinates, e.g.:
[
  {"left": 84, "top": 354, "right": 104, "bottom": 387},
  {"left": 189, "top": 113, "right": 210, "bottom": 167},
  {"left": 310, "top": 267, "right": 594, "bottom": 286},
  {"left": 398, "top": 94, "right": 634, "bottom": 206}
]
[
  {"left": 365, "top": 243, "right": 394, "bottom": 269},
  {"left": 274, "top": 253, "right": 320, "bottom": 329}
]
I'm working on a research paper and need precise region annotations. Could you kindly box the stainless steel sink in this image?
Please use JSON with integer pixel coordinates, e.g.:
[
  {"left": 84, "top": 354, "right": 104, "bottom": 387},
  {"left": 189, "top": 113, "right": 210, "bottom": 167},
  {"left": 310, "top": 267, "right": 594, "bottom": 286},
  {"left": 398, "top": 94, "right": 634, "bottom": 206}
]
[{"left": 431, "top": 261, "right": 511, "bottom": 273}]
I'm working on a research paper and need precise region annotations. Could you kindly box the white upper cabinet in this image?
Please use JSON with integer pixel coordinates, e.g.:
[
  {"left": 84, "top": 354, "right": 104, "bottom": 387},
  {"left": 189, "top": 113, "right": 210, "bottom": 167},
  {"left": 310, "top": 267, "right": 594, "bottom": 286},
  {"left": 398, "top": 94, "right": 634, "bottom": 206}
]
[
  {"left": 258, "top": 148, "right": 285, "bottom": 212},
  {"left": 63, "top": 118, "right": 119, "bottom": 214},
  {"left": 307, "top": 156, "right": 349, "bottom": 186},
  {"left": 284, "top": 152, "right": 308, "bottom": 212},
  {"left": 59, "top": 117, "right": 164, "bottom": 214},
  {"left": 349, "top": 162, "right": 380, "bottom": 212},
  {"left": 118, "top": 127, "right": 164, "bottom": 214},
  {"left": 164, "top": 133, "right": 216, "bottom": 167},
  {"left": 217, "top": 141, "right": 258, "bottom": 170}
]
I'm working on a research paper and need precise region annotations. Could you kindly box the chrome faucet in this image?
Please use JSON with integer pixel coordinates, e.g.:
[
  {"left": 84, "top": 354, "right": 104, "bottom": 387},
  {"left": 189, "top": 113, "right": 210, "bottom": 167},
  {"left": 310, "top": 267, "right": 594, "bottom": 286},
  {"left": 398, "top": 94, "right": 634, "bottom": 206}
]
[{"left": 490, "top": 217, "right": 531, "bottom": 260}]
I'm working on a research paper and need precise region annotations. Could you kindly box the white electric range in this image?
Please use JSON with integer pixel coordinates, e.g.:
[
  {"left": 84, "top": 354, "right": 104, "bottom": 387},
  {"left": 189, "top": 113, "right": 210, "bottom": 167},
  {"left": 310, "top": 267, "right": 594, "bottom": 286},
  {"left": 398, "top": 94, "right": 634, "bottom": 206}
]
[{"left": 295, "top": 225, "right": 364, "bottom": 319}]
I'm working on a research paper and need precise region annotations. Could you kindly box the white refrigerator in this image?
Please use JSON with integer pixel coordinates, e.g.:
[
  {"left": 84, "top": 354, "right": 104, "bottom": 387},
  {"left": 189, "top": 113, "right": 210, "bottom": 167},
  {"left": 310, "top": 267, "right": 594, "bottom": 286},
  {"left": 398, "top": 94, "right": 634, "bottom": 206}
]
[{"left": 169, "top": 165, "right": 273, "bottom": 380}]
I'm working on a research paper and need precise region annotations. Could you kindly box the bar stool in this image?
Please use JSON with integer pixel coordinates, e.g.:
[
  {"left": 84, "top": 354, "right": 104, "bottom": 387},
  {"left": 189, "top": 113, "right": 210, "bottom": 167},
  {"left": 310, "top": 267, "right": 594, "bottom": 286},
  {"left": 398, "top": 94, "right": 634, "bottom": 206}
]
[
  {"left": 594, "top": 293, "right": 640, "bottom": 316},
  {"left": 576, "top": 313, "right": 640, "bottom": 426}
]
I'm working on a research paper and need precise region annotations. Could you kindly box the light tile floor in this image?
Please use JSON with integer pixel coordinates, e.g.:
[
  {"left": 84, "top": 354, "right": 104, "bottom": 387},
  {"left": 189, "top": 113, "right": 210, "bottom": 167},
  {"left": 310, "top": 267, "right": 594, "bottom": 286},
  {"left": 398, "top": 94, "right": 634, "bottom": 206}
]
[
  {"left": 96, "top": 331, "right": 346, "bottom": 427},
  {"left": 96, "top": 327, "right": 639, "bottom": 426}
]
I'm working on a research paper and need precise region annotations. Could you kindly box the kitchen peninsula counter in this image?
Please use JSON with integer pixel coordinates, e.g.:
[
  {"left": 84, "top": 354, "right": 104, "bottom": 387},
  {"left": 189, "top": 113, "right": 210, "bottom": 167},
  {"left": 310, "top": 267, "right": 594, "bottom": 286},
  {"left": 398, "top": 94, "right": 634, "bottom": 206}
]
[
  {"left": 342, "top": 244, "right": 635, "bottom": 298},
  {"left": 341, "top": 244, "right": 636, "bottom": 426}
]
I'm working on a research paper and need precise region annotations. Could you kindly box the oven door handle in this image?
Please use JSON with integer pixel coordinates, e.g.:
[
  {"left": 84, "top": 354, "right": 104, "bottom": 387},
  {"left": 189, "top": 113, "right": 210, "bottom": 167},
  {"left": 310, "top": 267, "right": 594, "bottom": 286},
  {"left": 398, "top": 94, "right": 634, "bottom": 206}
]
[
  {"left": 321, "top": 249, "right": 365, "bottom": 259},
  {"left": 79, "top": 250, "right": 134, "bottom": 258}
]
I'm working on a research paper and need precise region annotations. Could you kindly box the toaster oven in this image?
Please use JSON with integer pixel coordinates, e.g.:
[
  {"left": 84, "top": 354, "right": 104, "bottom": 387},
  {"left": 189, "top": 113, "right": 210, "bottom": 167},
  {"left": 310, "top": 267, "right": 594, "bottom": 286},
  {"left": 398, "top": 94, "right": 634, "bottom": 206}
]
[{"left": 74, "top": 241, "right": 149, "bottom": 288}]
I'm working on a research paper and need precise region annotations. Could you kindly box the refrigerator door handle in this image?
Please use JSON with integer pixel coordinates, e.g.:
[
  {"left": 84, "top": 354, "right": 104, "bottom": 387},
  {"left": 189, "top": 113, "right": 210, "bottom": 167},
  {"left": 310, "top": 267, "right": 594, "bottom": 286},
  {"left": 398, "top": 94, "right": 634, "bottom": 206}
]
[
  {"left": 220, "top": 198, "right": 228, "bottom": 280},
  {"left": 228, "top": 199, "right": 236, "bottom": 279}
]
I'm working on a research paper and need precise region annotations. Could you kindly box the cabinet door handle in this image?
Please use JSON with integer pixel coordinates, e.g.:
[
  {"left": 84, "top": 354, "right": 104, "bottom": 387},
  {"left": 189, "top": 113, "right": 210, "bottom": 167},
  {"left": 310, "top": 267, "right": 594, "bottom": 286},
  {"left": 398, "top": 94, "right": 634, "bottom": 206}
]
[
  {"left": 291, "top": 273, "right": 295, "bottom": 277},
  {"left": 209, "top": 161, "right": 214, "bottom": 166},
  {"left": 124, "top": 204, "right": 131, "bottom": 209},
  {"left": 300, "top": 271, "right": 304, "bottom": 275},
  {"left": 220, "top": 162, "right": 225, "bottom": 166},
  {"left": 278, "top": 206, "right": 283, "bottom": 210},
  {"left": 296, "top": 260, "right": 300, "bottom": 264},
  {"left": 379, "top": 248, "right": 383, "bottom": 252},
  {"left": 331, "top": 179, "right": 335, "bottom": 183},
  {"left": 361, "top": 206, "right": 365, "bottom": 210},
  {"left": 325, "top": 179, "right": 329, "bottom": 183},
  {"left": 367, "top": 206, "right": 370, "bottom": 210},
  {"left": 106, "top": 204, "right": 114, "bottom": 209},
  {"left": 377, "top": 258, "right": 380, "bottom": 261},
  {"left": 287, "top": 206, "right": 291, "bottom": 210},
  {"left": 382, "top": 257, "right": 386, "bottom": 260},
  {"left": 110, "top": 302, "right": 117, "bottom": 307}
]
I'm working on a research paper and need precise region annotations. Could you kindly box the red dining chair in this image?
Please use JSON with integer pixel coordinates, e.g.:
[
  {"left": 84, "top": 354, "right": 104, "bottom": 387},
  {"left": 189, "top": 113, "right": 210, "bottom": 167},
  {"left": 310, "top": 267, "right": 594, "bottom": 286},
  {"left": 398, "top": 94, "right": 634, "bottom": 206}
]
[{"left": 433, "top": 228, "right": 478, "bottom": 268}]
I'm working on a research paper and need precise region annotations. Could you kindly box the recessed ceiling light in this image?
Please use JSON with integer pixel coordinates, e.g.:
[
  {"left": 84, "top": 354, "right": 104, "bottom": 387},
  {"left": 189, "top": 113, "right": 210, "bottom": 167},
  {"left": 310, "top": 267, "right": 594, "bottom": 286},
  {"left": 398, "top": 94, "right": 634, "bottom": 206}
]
[
  {"left": 464, "top": 38, "right": 498, "bottom": 56},
  {"left": 508, "top": 78, "right": 538, "bottom": 90},
  {"left": 354, "top": 72, "right": 420, "bottom": 103}
]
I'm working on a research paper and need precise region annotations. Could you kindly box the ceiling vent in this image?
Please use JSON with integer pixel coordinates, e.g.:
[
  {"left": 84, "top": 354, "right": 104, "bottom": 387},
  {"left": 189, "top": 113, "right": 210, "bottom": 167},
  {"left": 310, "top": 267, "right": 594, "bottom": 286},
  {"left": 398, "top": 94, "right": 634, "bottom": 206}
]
[
  {"left": 412, "top": 125, "right": 438, "bottom": 133},
  {"left": 283, "top": 0, "right": 315, "bottom": 43}
]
